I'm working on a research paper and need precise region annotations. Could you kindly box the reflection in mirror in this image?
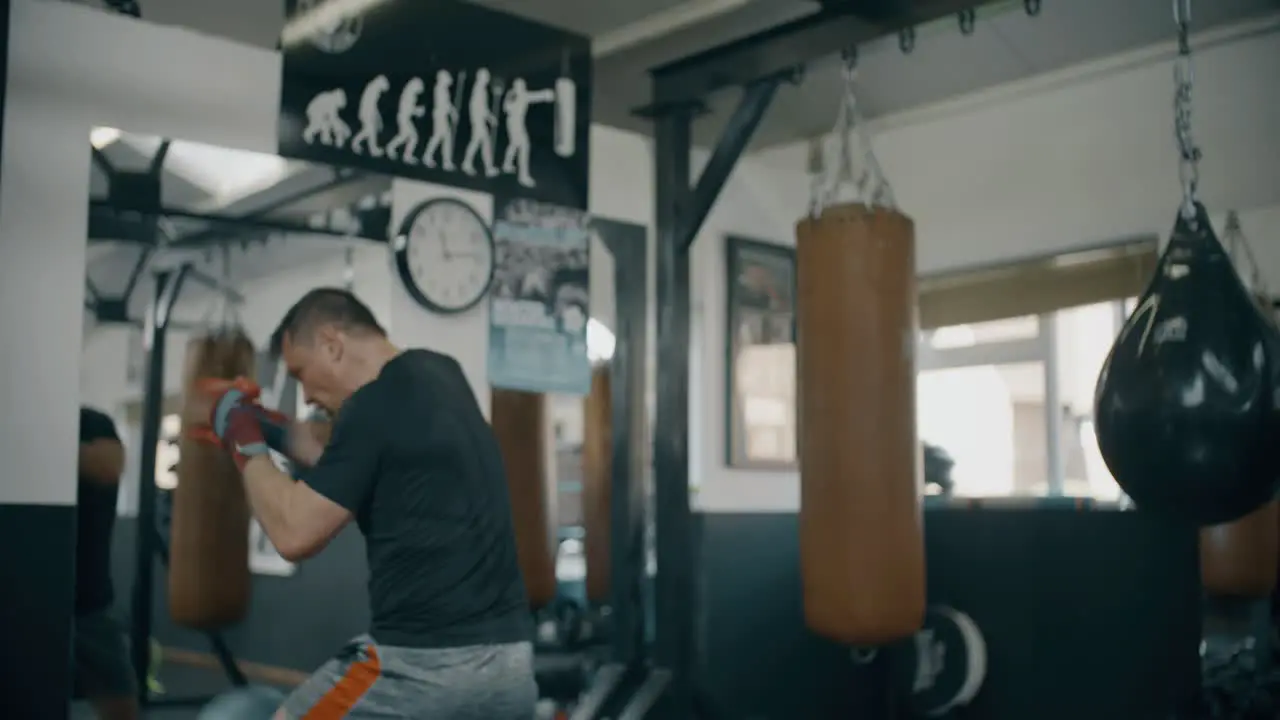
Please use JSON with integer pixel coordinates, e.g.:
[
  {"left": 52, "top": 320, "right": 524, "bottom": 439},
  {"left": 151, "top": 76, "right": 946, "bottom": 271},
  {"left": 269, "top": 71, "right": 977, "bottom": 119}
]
[{"left": 79, "top": 127, "right": 394, "bottom": 713}]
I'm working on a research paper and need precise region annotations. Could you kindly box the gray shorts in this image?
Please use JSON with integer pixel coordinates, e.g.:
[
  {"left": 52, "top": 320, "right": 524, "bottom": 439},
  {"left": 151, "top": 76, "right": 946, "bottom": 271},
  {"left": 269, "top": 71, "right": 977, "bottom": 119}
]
[
  {"left": 282, "top": 636, "right": 537, "bottom": 719},
  {"left": 72, "top": 609, "right": 136, "bottom": 700}
]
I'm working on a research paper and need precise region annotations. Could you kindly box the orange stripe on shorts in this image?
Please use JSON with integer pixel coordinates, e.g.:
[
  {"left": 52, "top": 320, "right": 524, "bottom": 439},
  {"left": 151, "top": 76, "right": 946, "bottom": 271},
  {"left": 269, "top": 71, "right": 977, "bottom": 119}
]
[{"left": 301, "top": 646, "right": 382, "bottom": 719}]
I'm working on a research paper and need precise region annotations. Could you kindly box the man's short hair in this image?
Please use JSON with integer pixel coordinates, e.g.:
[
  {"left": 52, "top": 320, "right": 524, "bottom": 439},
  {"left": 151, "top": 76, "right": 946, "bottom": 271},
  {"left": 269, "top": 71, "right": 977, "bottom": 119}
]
[{"left": 269, "top": 288, "right": 386, "bottom": 359}]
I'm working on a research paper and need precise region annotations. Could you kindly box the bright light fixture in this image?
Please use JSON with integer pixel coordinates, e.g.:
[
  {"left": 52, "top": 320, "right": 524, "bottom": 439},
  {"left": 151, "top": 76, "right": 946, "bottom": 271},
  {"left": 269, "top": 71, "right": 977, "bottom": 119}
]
[
  {"left": 587, "top": 317, "right": 616, "bottom": 364},
  {"left": 280, "top": 0, "right": 390, "bottom": 49},
  {"left": 90, "top": 126, "right": 121, "bottom": 150}
]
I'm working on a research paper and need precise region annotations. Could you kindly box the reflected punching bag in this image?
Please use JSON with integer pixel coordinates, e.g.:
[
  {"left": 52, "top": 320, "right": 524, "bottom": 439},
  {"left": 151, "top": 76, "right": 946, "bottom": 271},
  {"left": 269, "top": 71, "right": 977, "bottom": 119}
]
[
  {"left": 170, "top": 331, "right": 254, "bottom": 629},
  {"left": 582, "top": 368, "right": 612, "bottom": 605},
  {"left": 491, "top": 389, "right": 558, "bottom": 609},
  {"left": 1095, "top": 204, "right": 1280, "bottom": 525}
]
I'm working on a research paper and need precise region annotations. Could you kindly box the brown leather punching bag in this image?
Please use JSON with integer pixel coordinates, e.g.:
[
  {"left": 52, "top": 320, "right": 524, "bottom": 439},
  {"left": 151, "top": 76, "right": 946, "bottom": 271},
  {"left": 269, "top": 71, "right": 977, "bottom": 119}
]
[
  {"left": 491, "top": 389, "right": 558, "bottom": 609},
  {"left": 169, "top": 330, "right": 255, "bottom": 629},
  {"left": 1201, "top": 500, "right": 1279, "bottom": 599},
  {"left": 794, "top": 203, "right": 927, "bottom": 645},
  {"left": 582, "top": 368, "right": 612, "bottom": 604}
]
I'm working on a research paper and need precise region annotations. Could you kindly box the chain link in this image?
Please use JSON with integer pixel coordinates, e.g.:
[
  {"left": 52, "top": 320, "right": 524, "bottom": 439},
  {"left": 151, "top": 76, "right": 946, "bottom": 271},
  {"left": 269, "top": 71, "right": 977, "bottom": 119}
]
[
  {"left": 808, "top": 49, "right": 897, "bottom": 216},
  {"left": 1172, "top": 0, "right": 1201, "bottom": 222}
]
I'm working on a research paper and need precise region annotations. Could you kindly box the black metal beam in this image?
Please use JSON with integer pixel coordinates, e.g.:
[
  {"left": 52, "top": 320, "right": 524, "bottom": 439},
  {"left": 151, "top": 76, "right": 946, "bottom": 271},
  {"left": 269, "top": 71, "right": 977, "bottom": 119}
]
[
  {"left": 122, "top": 247, "right": 154, "bottom": 300},
  {"left": 650, "top": 0, "right": 999, "bottom": 107},
  {"left": 84, "top": 277, "right": 101, "bottom": 304},
  {"left": 602, "top": 226, "right": 650, "bottom": 668},
  {"left": 149, "top": 139, "right": 171, "bottom": 175},
  {"left": 131, "top": 266, "right": 190, "bottom": 703},
  {"left": 91, "top": 146, "right": 116, "bottom": 179},
  {"left": 651, "top": 105, "right": 697, "bottom": 718},
  {"left": 89, "top": 200, "right": 386, "bottom": 244},
  {"left": 680, "top": 76, "right": 783, "bottom": 250},
  {"left": 167, "top": 168, "right": 367, "bottom": 249},
  {"left": 88, "top": 208, "right": 155, "bottom": 244}
]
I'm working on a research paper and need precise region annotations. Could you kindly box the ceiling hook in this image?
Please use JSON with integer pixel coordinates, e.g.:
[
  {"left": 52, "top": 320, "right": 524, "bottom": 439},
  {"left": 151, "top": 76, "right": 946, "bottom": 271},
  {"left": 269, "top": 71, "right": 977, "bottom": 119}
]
[
  {"left": 898, "top": 26, "right": 916, "bottom": 54},
  {"left": 1024, "top": 0, "right": 1042, "bottom": 17},
  {"left": 958, "top": 8, "right": 977, "bottom": 35}
]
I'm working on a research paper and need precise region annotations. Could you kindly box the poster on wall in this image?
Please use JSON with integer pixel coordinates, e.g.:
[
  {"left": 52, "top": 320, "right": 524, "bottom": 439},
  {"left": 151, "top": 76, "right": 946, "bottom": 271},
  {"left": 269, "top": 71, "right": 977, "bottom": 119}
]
[
  {"left": 488, "top": 197, "right": 591, "bottom": 395},
  {"left": 725, "top": 236, "right": 798, "bottom": 469},
  {"left": 277, "top": 0, "right": 592, "bottom": 210}
]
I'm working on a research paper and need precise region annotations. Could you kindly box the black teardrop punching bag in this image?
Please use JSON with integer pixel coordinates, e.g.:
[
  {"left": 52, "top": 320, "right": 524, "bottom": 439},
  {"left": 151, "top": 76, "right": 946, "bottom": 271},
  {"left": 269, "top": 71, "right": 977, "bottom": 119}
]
[{"left": 1095, "top": 204, "right": 1280, "bottom": 526}]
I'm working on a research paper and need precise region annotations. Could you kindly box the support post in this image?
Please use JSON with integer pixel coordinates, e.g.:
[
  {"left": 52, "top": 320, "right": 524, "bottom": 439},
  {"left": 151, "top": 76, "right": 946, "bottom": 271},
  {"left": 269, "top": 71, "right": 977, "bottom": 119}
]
[
  {"left": 605, "top": 232, "right": 650, "bottom": 667},
  {"left": 130, "top": 266, "right": 190, "bottom": 701},
  {"left": 648, "top": 65, "right": 778, "bottom": 715},
  {"left": 652, "top": 105, "right": 696, "bottom": 717},
  {"left": 679, "top": 77, "right": 785, "bottom": 251}
]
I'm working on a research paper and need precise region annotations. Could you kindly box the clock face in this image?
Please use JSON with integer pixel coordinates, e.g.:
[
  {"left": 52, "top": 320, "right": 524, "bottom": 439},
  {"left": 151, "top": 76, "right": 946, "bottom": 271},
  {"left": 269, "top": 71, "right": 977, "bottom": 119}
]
[{"left": 395, "top": 198, "right": 495, "bottom": 314}]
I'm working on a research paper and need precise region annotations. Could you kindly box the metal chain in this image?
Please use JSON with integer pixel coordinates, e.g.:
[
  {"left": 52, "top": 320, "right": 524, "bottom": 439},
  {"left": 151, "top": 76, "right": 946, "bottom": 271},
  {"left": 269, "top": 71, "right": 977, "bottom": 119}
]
[
  {"left": 808, "top": 49, "right": 897, "bottom": 216},
  {"left": 1172, "top": 0, "right": 1201, "bottom": 222}
]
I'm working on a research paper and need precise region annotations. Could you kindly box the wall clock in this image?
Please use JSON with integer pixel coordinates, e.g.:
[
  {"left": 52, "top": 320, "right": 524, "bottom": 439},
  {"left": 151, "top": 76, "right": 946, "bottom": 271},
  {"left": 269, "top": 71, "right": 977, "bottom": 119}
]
[{"left": 393, "top": 197, "right": 496, "bottom": 315}]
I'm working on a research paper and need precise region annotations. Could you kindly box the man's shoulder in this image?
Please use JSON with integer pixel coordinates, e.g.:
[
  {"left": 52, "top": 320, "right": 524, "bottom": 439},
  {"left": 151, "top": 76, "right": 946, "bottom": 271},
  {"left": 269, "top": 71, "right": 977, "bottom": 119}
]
[{"left": 79, "top": 406, "right": 119, "bottom": 443}]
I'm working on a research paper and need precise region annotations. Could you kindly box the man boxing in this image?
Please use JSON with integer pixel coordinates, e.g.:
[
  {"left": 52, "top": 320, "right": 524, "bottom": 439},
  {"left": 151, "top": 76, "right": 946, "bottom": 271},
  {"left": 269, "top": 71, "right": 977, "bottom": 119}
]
[
  {"left": 75, "top": 407, "right": 137, "bottom": 720},
  {"left": 202, "top": 288, "right": 535, "bottom": 719}
]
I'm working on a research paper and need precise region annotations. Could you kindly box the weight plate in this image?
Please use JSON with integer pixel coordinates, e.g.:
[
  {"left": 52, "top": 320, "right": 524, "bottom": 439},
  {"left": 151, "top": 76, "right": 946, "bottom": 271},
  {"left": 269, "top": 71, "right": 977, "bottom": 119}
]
[{"left": 902, "top": 605, "right": 988, "bottom": 717}]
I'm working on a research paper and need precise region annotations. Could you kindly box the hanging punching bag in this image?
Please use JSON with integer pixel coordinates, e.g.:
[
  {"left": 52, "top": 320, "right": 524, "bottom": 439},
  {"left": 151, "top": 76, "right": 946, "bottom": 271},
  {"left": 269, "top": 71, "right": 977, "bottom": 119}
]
[
  {"left": 491, "top": 389, "right": 558, "bottom": 610},
  {"left": 795, "top": 202, "right": 927, "bottom": 645},
  {"left": 1095, "top": 204, "right": 1280, "bottom": 526},
  {"left": 169, "top": 331, "right": 255, "bottom": 629},
  {"left": 582, "top": 368, "right": 612, "bottom": 605},
  {"left": 1200, "top": 500, "right": 1279, "bottom": 598}
]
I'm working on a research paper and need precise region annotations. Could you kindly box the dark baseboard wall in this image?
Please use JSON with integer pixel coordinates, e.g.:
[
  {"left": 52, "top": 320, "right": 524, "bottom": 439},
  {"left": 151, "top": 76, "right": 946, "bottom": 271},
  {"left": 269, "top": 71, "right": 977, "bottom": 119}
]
[
  {"left": 109, "top": 518, "right": 370, "bottom": 673},
  {"left": 0, "top": 503, "right": 76, "bottom": 719}
]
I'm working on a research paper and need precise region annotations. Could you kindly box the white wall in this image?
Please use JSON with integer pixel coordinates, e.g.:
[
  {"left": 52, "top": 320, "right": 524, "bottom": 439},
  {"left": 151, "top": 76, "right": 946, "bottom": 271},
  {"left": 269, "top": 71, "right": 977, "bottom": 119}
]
[
  {"left": 12, "top": 0, "right": 1277, "bottom": 515},
  {"left": 693, "top": 25, "right": 1280, "bottom": 511},
  {"left": 0, "top": 1, "right": 679, "bottom": 506}
]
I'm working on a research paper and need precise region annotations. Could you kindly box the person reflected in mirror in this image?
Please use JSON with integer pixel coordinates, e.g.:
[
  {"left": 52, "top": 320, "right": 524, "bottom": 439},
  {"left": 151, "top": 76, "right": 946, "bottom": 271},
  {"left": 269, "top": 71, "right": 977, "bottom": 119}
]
[
  {"left": 74, "top": 407, "right": 138, "bottom": 720},
  {"left": 924, "top": 441, "right": 955, "bottom": 497}
]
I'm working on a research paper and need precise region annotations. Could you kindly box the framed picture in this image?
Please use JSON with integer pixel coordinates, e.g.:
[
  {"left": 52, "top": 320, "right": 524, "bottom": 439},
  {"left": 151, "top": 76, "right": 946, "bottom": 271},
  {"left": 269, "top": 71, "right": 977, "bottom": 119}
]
[{"left": 725, "top": 236, "right": 798, "bottom": 469}]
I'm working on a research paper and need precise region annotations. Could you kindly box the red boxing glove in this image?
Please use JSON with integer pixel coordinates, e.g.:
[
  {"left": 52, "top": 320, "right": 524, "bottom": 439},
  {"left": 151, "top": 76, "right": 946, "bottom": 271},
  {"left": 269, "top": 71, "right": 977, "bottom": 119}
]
[
  {"left": 221, "top": 407, "right": 270, "bottom": 473},
  {"left": 204, "top": 377, "right": 272, "bottom": 473}
]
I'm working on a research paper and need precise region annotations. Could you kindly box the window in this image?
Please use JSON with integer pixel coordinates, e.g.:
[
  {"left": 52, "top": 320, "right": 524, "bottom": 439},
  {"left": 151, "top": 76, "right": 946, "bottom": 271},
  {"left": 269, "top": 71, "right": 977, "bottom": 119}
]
[
  {"left": 926, "top": 315, "right": 1039, "bottom": 349},
  {"left": 914, "top": 235, "right": 1156, "bottom": 500},
  {"left": 1052, "top": 299, "right": 1132, "bottom": 501},
  {"left": 919, "top": 361, "right": 1047, "bottom": 497}
]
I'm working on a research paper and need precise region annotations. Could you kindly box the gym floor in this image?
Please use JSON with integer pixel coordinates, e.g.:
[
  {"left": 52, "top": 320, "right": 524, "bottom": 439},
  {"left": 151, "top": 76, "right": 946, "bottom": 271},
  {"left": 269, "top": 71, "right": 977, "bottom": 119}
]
[{"left": 69, "top": 664, "right": 294, "bottom": 719}]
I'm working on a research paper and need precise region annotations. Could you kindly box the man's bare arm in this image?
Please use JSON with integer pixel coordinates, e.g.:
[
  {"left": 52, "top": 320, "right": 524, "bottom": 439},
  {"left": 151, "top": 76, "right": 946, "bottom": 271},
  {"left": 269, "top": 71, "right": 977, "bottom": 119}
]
[
  {"left": 241, "top": 455, "right": 353, "bottom": 562},
  {"left": 286, "top": 420, "right": 332, "bottom": 467},
  {"left": 79, "top": 439, "right": 125, "bottom": 486}
]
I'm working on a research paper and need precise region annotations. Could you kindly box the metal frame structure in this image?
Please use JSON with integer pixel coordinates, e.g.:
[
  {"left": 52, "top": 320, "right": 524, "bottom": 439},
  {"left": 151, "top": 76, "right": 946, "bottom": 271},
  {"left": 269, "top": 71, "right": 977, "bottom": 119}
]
[
  {"left": 130, "top": 264, "right": 249, "bottom": 709},
  {"left": 566, "top": 225, "right": 653, "bottom": 720},
  {"left": 88, "top": 138, "right": 389, "bottom": 708},
  {"left": 643, "top": 1, "right": 1008, "bottom": 716}
]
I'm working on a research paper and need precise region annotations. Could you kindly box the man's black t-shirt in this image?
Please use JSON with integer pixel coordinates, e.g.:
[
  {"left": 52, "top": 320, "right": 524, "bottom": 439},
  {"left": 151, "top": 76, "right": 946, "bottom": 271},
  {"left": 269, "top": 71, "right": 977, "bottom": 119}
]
[
  {"left": 77, "top": 407, "right": 121, "bottom": 615},
  {"left": 304, "top": 349, "right": 532, "bottom": 648}
]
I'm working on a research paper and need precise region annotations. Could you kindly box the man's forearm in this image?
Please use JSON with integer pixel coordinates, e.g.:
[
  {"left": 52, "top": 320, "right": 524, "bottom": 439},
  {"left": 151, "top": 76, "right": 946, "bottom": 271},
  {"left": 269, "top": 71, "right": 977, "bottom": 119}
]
[
  {"left": 256, "top": 411, "right": 325, "bottom": 468},
  {"left": 241, "top": 455, "right": 300, "bottom": 553}
]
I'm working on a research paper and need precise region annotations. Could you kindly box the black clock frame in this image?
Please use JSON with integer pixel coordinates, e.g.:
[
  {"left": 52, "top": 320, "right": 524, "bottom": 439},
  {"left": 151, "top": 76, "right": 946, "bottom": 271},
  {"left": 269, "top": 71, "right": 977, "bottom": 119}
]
[{"left": 393, "top": 196, "right": 496, "bottom": 315}]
